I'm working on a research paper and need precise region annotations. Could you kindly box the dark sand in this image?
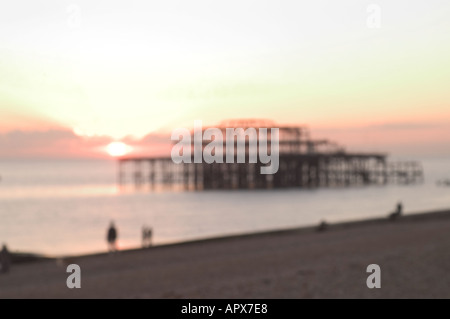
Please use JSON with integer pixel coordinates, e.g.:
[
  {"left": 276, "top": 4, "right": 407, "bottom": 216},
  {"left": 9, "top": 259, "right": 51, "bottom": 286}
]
[{"left": 2, "top": 209, "right": 450, "bottom": 298}]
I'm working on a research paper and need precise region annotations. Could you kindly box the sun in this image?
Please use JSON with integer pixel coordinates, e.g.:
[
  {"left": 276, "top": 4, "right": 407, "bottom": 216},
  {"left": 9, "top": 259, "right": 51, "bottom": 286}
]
[{"left": 106, "top": 142, "right": 132, "bottom": 157}]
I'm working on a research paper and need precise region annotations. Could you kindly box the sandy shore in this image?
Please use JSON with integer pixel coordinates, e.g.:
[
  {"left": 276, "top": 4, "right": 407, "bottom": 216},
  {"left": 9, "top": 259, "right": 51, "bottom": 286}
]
[{"left": 2, "top": 209, "right": 450, "bottom": 298}]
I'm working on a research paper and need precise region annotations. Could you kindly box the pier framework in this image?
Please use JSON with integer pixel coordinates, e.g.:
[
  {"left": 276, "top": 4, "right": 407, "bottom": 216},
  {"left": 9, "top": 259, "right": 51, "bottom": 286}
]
[{"left": 118, "top": 120, "right": 423, "bottom": 190}]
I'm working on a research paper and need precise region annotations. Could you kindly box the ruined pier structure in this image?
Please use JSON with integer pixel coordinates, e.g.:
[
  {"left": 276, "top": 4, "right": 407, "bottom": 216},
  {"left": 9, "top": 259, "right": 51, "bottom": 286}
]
[{"left": 118, "top": 120, "right": 423, "bottom": 190}]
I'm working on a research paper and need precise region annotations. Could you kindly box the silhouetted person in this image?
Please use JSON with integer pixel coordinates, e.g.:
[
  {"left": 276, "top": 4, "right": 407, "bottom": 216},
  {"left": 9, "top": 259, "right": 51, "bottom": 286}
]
[
  {"left": 142, "top": 225, "right": 153, "bottom": 248},
  {"left": 397, "top": 202, "right": 403, "bottom": 214},
  {"left": 389, "top": 202, "right": 403, "bottom": 220},
  {"left": 1, "top": 244, "right": 11, "bottom": 273},
  {"left": 317, "top": 220, "right": 328, "bottom": 232},
  {"left": 107, "top": 221, "right": 118, "bottom": 252}
]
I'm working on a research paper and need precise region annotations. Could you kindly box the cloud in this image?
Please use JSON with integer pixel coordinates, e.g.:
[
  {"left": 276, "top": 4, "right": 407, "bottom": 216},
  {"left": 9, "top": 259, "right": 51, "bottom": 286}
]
[
  {"left": 313, "top": 121, "right": 450, "bottom": 156},
  {"left": 0, "top": 128, "right": 173, "bottom": 159},
  {"left": 0, "top": 129, "right": 107, "bottom": 158},
  {"left": 365, "top": 122, "right": 444, "bottom": 130},
  {"left": 124, "top": 132, "right": 173, "bottom": 157},
  {"left": 1, "top": 120, "right": 448, "bottom": 159}
]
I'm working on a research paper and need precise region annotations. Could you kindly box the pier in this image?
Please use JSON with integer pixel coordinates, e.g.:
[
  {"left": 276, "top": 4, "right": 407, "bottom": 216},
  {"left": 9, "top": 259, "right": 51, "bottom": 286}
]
[{"left": 118, "top": 120, "right": 423, "bottom": 190}]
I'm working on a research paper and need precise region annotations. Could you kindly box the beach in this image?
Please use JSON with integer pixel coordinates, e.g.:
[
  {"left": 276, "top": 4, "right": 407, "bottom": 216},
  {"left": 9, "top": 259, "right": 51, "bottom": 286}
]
[{"left": 1, "top": 209, "right": 450, "bottom": 298}]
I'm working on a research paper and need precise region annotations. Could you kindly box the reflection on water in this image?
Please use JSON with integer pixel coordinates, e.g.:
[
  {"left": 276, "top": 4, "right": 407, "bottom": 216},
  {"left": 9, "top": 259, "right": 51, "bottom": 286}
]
[{"left": 0, "top": 185, "right": 120, "bottom": 199}]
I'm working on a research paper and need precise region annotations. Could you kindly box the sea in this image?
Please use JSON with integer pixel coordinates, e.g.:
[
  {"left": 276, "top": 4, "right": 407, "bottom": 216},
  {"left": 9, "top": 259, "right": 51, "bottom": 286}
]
[{"left": 0, "top": 157, "right": 449, "bottom": 256}]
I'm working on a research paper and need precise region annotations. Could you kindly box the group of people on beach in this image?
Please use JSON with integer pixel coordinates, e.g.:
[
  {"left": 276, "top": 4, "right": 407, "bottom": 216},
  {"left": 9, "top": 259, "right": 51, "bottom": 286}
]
[
  {"left": 108, "top": 203, "right": 404, "bottom": 251},
  {"left": 106, "top": 221, "right": 153, "bottom": 252}
]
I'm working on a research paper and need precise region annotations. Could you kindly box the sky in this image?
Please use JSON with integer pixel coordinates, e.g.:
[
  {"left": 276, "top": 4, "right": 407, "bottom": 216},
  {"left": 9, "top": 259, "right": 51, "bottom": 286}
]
[{"left": 1, "top": 0, "right": 450, "bottom": 158}]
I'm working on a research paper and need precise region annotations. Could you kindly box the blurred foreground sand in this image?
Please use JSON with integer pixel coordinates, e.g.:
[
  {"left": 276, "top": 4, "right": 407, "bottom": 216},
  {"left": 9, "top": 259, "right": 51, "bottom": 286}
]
[{"left": 1, "top": 210, "right": 450, "bottom": 298}]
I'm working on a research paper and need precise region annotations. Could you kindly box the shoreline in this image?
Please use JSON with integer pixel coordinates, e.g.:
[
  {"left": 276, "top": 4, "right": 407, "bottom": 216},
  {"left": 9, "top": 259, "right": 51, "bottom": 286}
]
[{"left": 17, "top": 207, "right": 450, "bottom": 262}]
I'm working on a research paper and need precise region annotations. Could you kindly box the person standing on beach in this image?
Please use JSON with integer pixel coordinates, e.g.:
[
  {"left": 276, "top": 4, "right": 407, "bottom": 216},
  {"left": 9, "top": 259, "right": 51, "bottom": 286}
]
[
  {"left": 0, "top": 244, "right": 11, "bottom": 273},
  {"left": 389, "top": 201, "right": 403, "bottom": 220},
  {"left": 107, "top": 221, "right": 118, "bottom": 252},
  {"left": 397, "top": 202, "right": 403, "bottom": 215},
  {"left": 142, "top": 225, "right": 153, "bottom": 248}
]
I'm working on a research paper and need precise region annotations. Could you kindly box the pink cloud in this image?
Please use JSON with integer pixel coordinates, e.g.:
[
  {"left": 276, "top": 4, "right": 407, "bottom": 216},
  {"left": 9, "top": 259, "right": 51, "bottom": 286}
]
[{"left": 0, "top": 128, "right": 173, "bottom": 159}]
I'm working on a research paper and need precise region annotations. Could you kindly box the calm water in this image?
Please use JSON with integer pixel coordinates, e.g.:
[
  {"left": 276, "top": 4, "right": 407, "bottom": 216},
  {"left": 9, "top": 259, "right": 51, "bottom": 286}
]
[{"left": 0, "top": 157, "right": 449, "bottom": 256}]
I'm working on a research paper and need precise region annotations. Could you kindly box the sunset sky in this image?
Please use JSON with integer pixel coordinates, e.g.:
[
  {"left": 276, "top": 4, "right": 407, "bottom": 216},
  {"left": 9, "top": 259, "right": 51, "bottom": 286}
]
[{"left": 1, "top": 0, "right": 450, "bottom": 158}]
